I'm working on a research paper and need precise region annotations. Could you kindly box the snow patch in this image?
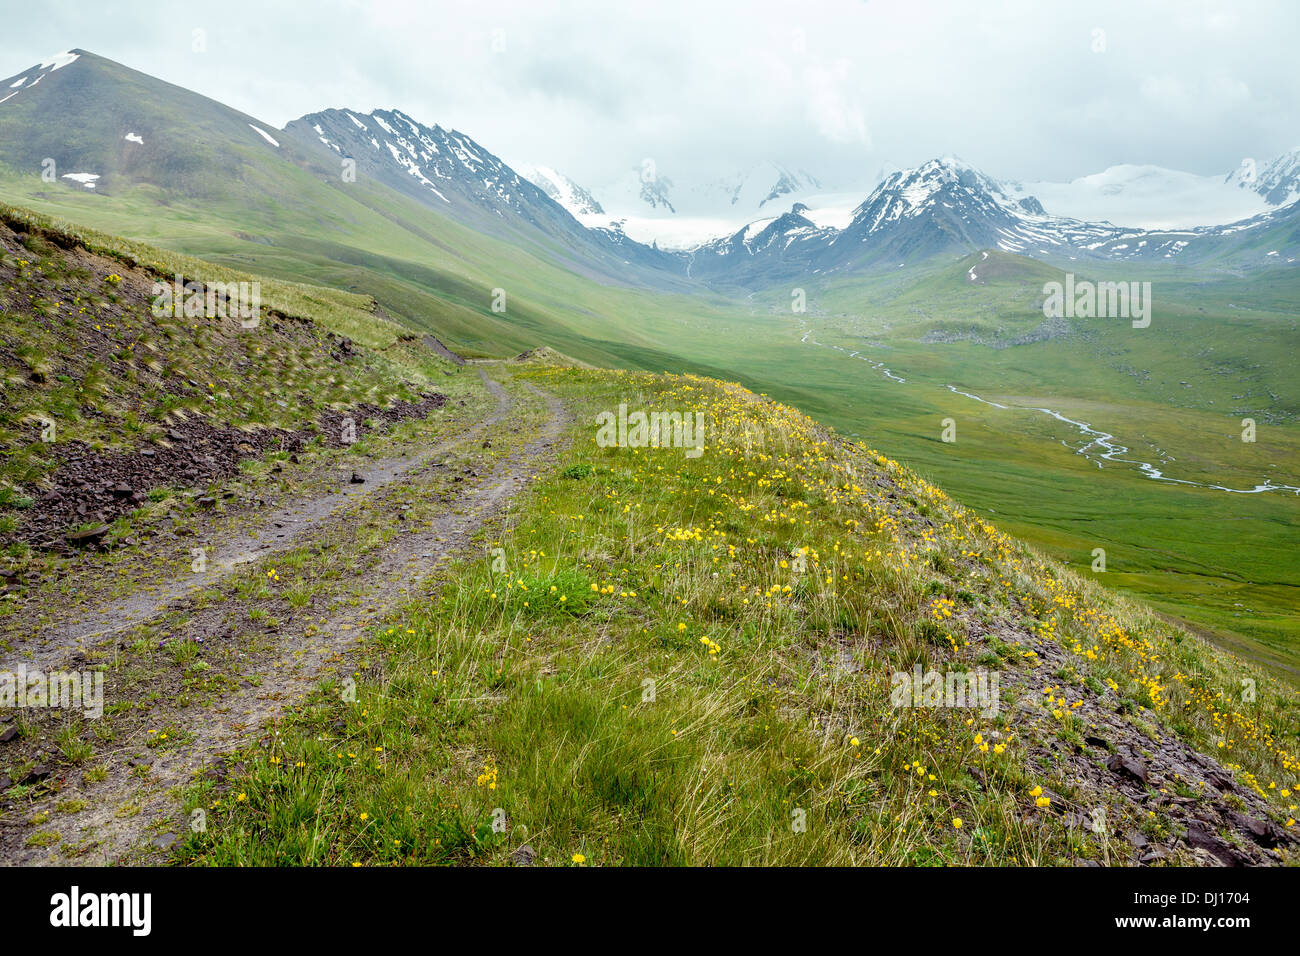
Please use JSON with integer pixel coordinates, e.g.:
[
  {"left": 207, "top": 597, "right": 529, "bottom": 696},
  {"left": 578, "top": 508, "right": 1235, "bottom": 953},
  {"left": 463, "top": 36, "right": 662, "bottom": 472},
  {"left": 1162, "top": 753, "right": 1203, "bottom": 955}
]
[
  {"left": 248, "top": 124, "right": 280, "bottom": 147},
  {"left": 743, "top": 218, "right": 775, "bottom": 243},
  {"left": 38, "top": 51, "right": 80, "bottom": 71},
  {"left": 61, "top": 172, "right": 100, "bottom": 189},
  {"left": 1009, "top": 164, "right": 1273, "bottom": 230}
]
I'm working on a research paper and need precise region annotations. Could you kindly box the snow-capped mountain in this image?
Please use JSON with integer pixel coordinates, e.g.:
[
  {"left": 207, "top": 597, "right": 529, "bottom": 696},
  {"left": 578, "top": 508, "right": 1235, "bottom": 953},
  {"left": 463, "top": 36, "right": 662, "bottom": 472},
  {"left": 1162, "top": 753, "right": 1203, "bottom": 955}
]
[
  {"left": 2, "top": 48, "right": 1292, "bottom": 296},
  {"left": 1008, "top": 166, "right": 1271, "bottom": 231},
  {"left": 590, "top": 166, "right": 679, "bottom": 214},
  {"left": 841, "top": 156, "right": 1081, "bottom": 248},
  {"left": 615, "top": 150, "right": 1300, "bottom": 257},
  {"left": 290, "top": 107, "right": 550, "bottom": 215},
  {"left": 838, "top": 155, "right": 1300, "bottom": 266},
  {"left": 687, "top": 155, "right": 1300, "bottom": 287},
  {"left": 697, "top": 204, "right": 833, "bottom": 260},
  {"left": 284, "top": 108, "right": 686, "bottom": 282},
  {"left": 702, "top": 163, "right": 822, "bottom": 211},
  {"left": 685, "top": 204, "right": 835, "bottom": 284},
  {"left": 641, "top": 162, "right": 824, "bottom": 216},
  {"left": 690, "top": 157, "right": 1119, "bottom": 283},
  {"left": 584, "top": 161, "right": 863, "bottom": 249},
  {"left": 516, "top": 164, "right": 605, "bottom": 217},
  {"left": 1002, "top": 150, "right": 1300, "bottom": 231},
  {"left": 0, "top": 50, "right": 80, "bottom": 107},
  {"left": 1225, "top": 148, "right": 1300, "bottom": 208}
]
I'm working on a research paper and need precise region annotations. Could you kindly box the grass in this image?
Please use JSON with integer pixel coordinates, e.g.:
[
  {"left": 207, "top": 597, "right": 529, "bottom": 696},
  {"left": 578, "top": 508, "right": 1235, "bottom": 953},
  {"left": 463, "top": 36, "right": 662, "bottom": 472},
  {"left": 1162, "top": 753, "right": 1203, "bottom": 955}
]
[
  {"left": 176, "top": 366, "right": 1299, "bottom": 866},
  {"left": 724, "top": 252, "right": 1300, "bottom": 677},
  {"left": 0, "top": 203, "right": 404, "bottom": 351},
  {"left": 0, "top": 210, "right": 455, "bottom": 542}
]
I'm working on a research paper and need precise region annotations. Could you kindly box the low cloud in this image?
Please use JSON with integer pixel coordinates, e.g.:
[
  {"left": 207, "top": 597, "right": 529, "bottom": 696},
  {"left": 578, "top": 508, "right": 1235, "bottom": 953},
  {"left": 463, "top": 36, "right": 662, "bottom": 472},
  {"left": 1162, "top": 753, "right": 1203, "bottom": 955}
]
[{"left": 0, "top": 0, "right": 1294, "bottom": 193}]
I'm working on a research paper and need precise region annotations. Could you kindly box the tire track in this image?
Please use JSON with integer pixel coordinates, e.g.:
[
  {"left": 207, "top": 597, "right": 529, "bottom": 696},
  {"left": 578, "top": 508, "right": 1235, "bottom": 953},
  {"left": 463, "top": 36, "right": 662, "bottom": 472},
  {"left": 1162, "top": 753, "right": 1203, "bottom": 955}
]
[
  {"left": 5, "top": 371, "right": 514, "bottom": 674},
  {"left": 1, "top": 374, "right": 569, "bottom": 865}
]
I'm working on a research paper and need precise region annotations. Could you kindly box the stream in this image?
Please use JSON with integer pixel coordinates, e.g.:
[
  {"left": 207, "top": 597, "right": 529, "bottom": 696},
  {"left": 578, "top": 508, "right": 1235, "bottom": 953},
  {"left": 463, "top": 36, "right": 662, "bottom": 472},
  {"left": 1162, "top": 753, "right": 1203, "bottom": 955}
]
[{"left": 795, "top": 319, "right": 1300, "bottom": 496}]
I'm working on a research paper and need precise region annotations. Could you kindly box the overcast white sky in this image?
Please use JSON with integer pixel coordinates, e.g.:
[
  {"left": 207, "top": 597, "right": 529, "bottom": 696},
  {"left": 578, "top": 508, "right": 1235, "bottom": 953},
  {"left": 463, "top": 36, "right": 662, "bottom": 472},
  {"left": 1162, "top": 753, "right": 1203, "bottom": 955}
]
[{"left": 2, "top": 0, "right": 1297, "bottom": 192}]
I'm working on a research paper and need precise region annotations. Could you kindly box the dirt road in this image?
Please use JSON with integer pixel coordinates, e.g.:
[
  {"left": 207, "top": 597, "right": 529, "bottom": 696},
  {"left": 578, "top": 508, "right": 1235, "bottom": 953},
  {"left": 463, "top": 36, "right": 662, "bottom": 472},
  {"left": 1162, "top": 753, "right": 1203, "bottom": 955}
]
[{"left": 0, "top": 370, "right": 567, "bottom": 864}]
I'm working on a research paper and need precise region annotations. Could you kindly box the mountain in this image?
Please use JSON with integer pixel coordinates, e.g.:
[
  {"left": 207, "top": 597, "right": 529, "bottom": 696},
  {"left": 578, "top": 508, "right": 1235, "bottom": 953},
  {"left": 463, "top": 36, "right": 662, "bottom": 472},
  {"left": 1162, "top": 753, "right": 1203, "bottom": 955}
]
[
  {"left": 515, "top": 164, "right": 605, "bottom": 217},
  {"left": 688, "top": 155, "right": 1300, "bottom": 287},
  {"left": 282, "top": 108, "right": 684, "bottom": 281},
  {"left": 0, "top": 49, "right": 319, "bottom": 202},
  {"left": 0, "top": 48, "right": 711, "bottom": 370},
  {"left": 584, "top": 161, "right": 847, "bottom": 249},
  {"left": 1225, "top": 148, "right": 1300, "bottom": 208},
  {"left": 1073, "top": 199, "right": 1300, "bottom": 267},
  {"left": 833, "top": 157, "right": 1109, "bottom": 254},
  {"left": 685, "top": 206, "right": 835, "bottom": 284},
  {"left": 0, "top": 50, "right": 687, "bottom": 299},
  {"left": 1008, "top": 165, "right": 1274, "bottom": 230},
  {"left": 1000, "top": 150, "right": 1300, "bottom": 231},
  {"left": 701, "top": 162, "right": 822, "bottom": 211},
  {"left": 627, "top": 168, "right": 676, "bottom": 212},
  {"left": 601, "top": 161, "right": 824, "bottom": 217},
  {"left": 688, "top": 157, "right": 1117, "bottom": 285},
  {"left": 0, "top": 49, "right": 1293, "bottom": 304}
]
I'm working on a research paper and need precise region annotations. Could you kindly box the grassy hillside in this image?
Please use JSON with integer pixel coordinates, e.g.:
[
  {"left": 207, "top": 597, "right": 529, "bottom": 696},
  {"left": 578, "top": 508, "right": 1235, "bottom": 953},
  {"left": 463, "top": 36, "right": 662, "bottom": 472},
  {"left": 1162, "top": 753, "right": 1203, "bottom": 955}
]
[
  {"left": 0, "top": 204, "right": 459, "bottom": 556},
  {"left": 0, "top": 167, "right": 754, "bottom": 364},
  {"left": 0, "top": 50, "right": 701, "bottom": 365},
  {"left": 176, "top": 364, "right": 1299, "bottom": 866}
]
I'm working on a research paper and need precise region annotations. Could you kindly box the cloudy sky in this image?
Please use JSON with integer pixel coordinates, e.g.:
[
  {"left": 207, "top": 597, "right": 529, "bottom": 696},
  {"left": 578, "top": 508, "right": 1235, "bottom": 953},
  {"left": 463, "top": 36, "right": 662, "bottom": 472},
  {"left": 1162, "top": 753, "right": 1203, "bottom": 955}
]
[{"left": 2, "top": 0, "right": 1297, "bottom": 193}]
